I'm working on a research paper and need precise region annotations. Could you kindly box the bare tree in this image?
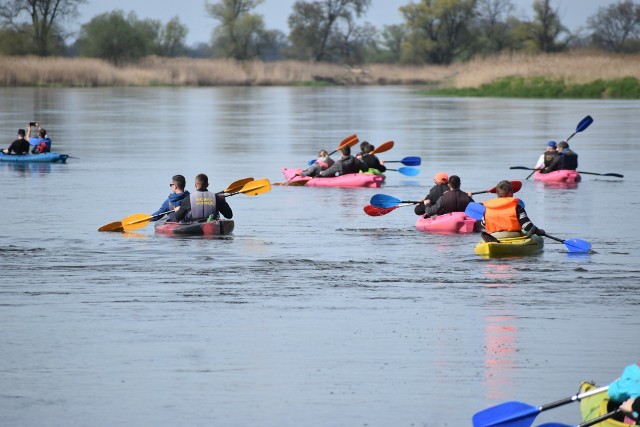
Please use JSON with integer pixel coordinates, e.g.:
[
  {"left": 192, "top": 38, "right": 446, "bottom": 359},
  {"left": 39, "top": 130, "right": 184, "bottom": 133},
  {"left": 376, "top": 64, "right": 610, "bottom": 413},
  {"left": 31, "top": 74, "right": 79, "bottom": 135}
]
[
  {"left": 587, "top": 0, "right": 640, "bottom": 52},
  {"left": 0, "top": 0, "right": 85, "bottom": 56},
  {"left": 474, "top": 0, "right": 516, "bottom": 53},
  {"left": 529, "top": 0, "right": 566, "bottom": 52},
  {"left": 206, "top": 0, "right": 267, "bottom": 60}
]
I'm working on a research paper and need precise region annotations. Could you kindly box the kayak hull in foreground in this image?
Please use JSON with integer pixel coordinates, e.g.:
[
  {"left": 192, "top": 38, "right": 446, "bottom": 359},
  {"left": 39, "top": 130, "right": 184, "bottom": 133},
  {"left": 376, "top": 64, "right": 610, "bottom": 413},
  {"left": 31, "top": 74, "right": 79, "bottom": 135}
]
[
  {"left": 415, "top": 212, "right": 479, "bottom": 234},
  {"left": 0, "top": 152, "right": 69, "bottom": 163},
  {"left": 154, "top": 219, "right": 234, "bottom": 236},
  {"left": 579, "top": 382, "right": 630, "bottom": 427},
  {"left": 282, "top": 168, "right": 385, "bottom": 188},
  {"left": 474, "top": 234, "right": 544, "bottom": 257},
  {"left": 534, "top": 169, "right": 581, "bottom": 183}
]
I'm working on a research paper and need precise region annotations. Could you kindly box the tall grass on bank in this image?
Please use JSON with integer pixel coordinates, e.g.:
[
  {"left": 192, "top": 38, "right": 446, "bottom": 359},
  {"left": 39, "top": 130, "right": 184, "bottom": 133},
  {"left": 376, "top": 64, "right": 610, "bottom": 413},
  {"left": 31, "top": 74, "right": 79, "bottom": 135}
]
[{"left": 1, "top": 52, "right": 640, "bottom": 97}]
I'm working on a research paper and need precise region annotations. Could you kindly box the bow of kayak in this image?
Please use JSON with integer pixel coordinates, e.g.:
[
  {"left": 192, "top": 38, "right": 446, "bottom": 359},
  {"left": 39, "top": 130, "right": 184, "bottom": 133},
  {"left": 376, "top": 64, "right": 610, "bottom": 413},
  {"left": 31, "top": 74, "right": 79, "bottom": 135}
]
[{"left": 474, "top": 234, "right": 544, "bottom": 257}]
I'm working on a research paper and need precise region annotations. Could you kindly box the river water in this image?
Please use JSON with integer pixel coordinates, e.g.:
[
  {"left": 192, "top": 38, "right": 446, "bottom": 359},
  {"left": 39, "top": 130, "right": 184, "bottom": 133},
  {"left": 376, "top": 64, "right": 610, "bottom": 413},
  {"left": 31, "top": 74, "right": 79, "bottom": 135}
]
[{"left": 0, "top": 87, "right": 638, "bottom": 427}]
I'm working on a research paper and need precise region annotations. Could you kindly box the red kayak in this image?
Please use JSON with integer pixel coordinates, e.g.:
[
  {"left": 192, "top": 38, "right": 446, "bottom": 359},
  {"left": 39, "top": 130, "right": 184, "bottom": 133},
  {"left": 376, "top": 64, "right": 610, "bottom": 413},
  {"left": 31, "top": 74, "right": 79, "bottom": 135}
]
[
  {"left": 282, "top": 168, "right": 385, "bottom": 188},
  {"left": 534, "top": 169, "right": 581, "bottom": 183},
  {"left": 415, "top": 212, "right": 480, "bottom": 234},
  {"left": 154, "top": 219, "right": 234, "bottom": 236}
]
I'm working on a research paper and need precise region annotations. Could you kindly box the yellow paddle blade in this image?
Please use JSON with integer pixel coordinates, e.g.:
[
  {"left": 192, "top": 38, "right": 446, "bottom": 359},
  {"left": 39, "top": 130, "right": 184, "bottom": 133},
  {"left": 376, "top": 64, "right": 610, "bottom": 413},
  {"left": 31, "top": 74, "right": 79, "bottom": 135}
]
[
  {"left": 98, "top": 221, "right": 124, "bottom": 232},
  {"left": 222, "top": 177, "right": 254, "bottom": 194},
  {"left": 238, "top": 178, "right": 271, "bottom": 196},
  {"left": 121, "top": 213, "right": 154, "bottom": 231}
]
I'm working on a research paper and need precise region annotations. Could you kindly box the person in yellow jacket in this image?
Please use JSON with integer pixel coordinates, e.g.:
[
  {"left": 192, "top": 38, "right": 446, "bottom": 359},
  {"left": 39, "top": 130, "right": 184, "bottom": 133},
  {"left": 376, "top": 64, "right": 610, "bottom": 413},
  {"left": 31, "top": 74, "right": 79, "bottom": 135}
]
[{"left": 482, "top": 180, "right": 545, "bottom": 238}]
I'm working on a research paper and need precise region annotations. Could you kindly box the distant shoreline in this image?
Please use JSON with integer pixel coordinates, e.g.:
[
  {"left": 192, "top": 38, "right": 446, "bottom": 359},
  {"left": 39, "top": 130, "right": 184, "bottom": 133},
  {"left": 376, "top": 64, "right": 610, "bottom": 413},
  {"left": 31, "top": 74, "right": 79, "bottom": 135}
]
[{"left": 1, "top": 52, "right": 640, "bottom": 97}]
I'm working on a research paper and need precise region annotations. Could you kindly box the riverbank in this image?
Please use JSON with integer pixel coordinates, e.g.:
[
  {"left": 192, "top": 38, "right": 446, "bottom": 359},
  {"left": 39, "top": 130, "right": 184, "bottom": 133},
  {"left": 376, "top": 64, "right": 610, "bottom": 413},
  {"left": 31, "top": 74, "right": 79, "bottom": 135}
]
[{"left": 1, "top": 52, "right": 640, "bottom": 97}]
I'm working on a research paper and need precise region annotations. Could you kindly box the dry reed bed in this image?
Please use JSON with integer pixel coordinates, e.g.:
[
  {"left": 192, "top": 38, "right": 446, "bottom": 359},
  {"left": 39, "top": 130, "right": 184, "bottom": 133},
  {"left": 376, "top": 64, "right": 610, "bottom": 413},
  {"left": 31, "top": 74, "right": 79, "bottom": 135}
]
[{"left": 1, "top": 52, "right": 639, "bottom": 87}]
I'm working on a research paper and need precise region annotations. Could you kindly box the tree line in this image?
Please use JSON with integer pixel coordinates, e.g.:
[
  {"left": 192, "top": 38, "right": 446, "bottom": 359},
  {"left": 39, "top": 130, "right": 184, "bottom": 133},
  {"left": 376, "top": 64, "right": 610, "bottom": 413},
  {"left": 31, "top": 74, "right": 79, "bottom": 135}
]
[{"left": 1, "top": 0, "right": 640, "bottom": 65}]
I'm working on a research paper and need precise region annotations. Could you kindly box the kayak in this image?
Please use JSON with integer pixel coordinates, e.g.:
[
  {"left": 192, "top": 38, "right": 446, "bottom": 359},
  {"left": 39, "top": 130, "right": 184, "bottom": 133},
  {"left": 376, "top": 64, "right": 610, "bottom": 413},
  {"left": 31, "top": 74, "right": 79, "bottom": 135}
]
[
  {"left": 282, "top": 168, "right": 385, "bottom": 188},
  {"left": 154, "top": 219, "right": 234, "bottom": 236},
  {"left": 415, "top": 212, "right": 479, "bottom": 234},
  {"left": 474, "top": 234, "right": 544, "bottom": 257},
  {"left": 579, "top": 382, "right": 630, "bottom": 427},
  {"left": 0, "top": 152, "right": 69, "bottom": 163},
  {"left": 534, "top": 169, "right": 581, "bottom": 183}
]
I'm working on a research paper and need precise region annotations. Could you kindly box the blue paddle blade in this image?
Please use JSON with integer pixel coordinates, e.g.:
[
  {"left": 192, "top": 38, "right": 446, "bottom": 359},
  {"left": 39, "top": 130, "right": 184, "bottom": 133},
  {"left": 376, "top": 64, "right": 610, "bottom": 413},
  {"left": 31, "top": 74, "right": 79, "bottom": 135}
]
[
  {"left": 472, "top": 401, "right": 540, "bottom": 427},
  {"left": 536, "top": 423, "right": 572, "bottom": 427},
  {"left": 370, "top": 194, "right": 401, "bottom": 209},
  {"left": 308, "top": 159, "right": 316, "bottom": 166},
  {"left": 401, "top": 156, "right": 421, "bottom": 166},
  {"left": 465, "top": 202, "right": 486, "bottom": 220},
  {"left": 577, "top": 115, "right": 593, "bottom": 132},
  {"left": 397, "top": 166, "right": 420, "bottom": 176},
  {"left": 564, "top": 238, "right": 591, "bottom": 253}
]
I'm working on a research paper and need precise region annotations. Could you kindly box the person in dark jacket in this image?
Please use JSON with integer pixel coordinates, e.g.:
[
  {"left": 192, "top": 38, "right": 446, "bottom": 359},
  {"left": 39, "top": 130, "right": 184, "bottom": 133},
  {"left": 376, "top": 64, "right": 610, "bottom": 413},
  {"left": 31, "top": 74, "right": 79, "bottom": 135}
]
[
  {"left": 543, "top": 140, "right": 578, "bottom": 173},
  {"left": 423, "top": 175, "right": 473, "bottom": 218},
  {"left": 174, "top": 173, "right": 232, "bottom": 222},
  {"left": 414, "top": 172, "right": 449, "bottom": 216},
  {"left": 2, "top": 129, "right": 30, "bottom": 154},
  {"left": 319, "top": 146, "right": 365, "bottom": 177},
  {"left": 534, "top": 140, "right": 558, "bottom": 170},
  {"left": 357, "top": 141, "right": 386, "bottom": 173},
  {"left": 152, "top": 174, "right": 190, "bottom": 221}
]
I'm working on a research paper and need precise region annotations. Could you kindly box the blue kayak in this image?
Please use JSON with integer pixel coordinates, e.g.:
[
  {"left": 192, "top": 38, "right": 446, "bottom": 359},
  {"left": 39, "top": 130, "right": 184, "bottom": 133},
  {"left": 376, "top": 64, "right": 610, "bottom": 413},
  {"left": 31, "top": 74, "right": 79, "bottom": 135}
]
[{"left": 0, "top": 152, "right": 69, "bottom": 163}]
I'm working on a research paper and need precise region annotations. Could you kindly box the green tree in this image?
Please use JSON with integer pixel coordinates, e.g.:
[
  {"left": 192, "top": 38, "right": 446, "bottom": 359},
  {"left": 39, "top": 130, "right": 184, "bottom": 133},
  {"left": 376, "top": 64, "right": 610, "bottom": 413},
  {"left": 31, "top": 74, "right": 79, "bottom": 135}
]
[
  {"left": 77, "top": 11, "right": 156, "bottom": 65},
  {"left": 587, "top": 0, "right": 640, "bottom": 52},
  {"left": 0, "top": 0, "right": 85, "bottom": 56},
  {"left": 206, "top": 0, "right": 267, "bottom": 60},
  {"left": 287, "top": 0, "right": 372, "bottom": 62},
  {"left": 399, "top": 0, "right": 477, "bottom": 65},
  {"left": 158, "top": 16, "right": 188, "bottom": 57}
]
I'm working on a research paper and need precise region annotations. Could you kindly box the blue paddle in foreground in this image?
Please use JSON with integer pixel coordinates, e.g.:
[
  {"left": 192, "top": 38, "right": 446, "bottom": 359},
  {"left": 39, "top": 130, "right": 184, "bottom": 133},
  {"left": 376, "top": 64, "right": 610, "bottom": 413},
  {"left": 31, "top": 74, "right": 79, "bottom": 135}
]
[
  {"left": 463, "top": 203, "right": 592, "bottom": 253},
  {"left": 385, "top": 156, "right": 421, "bottom": 166},
  {"left": 386, "top": 166, "right": 420, "bottom": 176},
  {"left": 536, "top": 408, "right": 627, "bottom": 427},
  {"left": 472, "top": 385, "right": 609, "bottom": 427},
  {"left": 370, "top": 194, "right": 421, "bottom": 209}
]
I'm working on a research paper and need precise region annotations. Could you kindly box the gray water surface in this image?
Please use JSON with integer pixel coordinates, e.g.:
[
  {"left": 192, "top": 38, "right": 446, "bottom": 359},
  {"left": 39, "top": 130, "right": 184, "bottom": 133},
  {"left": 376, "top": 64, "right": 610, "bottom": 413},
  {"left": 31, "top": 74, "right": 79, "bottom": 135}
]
[{"left": 1, "top": 87, "right": 638, "bottom": 427}]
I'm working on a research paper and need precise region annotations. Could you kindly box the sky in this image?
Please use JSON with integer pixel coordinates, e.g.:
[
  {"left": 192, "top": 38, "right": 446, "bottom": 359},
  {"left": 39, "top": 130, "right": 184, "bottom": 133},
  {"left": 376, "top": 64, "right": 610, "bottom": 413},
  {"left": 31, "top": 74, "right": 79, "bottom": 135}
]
[{"left": 74, "top": 0, "right": 618, "bottom": 46}]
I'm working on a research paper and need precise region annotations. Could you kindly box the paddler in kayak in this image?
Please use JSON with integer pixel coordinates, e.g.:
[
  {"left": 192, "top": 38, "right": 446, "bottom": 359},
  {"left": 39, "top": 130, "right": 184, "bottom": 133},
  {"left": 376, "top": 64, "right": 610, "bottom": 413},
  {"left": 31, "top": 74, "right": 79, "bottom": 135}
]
[
  {"left": 414, "top": 172, "right": 449, "bottom": 216},
  {"left": 298, "top": 149, "right": 335, "bottom": 177},
  {"left": 609, "top": 362, "right": 640, "bottom": 424},
  {"left": 174, "top": 173, "right": 233, "bottom": 222},
  {"left": 420, "top": 175, "right": 473, "bottom": 218},
  {"left": 151, "top": 174, "right": 190, "bottom": 222},
  {"left": 541, "top": 140, "right": 578, "bottom": 173},
  {"left": 534, "top": 140, "right": 558, "bottom": 171},
  {"left": 357, "top": 141, "right": 386, "bottom": 174},
  {"left": 318, "top": 146, "right": 366, "bottom": 177},
  {"left": 480, "top": 180, "right": 545, "bottom": 239},
  {"left": 2, "top": 128, "right": 30, "bottom": 155}
]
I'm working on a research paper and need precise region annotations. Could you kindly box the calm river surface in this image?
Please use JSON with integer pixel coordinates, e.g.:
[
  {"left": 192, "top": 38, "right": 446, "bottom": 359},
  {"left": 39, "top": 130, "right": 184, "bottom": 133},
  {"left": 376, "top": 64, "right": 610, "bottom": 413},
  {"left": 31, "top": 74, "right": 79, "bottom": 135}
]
[{"left": 1, "top": 87, "right": 638, "bottom": 427}]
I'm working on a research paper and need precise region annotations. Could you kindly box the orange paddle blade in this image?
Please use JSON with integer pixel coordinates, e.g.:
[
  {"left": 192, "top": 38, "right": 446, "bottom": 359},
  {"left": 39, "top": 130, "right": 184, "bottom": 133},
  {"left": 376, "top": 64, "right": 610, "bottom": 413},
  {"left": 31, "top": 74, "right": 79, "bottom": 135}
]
[
  {"left": 371, "top": 140, "right": 394, "bottom": 154},
  {"left": 121, "top": 213, "right": 154, "bottom": 231},
  {"left": 236, "top": 178, "right": 271, "bottom": 196},
  {"left": 223, "top": 177, "right": 254, "bottom": 194},
  {"left": 98, "top": 221, "right": 124, "bottom": 232}
]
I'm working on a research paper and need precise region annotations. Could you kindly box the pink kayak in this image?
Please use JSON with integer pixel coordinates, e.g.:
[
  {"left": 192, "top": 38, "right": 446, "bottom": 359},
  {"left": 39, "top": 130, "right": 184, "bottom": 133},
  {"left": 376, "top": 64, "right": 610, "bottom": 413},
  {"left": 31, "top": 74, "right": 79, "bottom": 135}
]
[
  {"left": 282, "top": 168, "right": 385, "bottom": 188},
  {"left": 415, "top": 212, "right": 480, "bottom": 234},
  {"left": 534, "top": 170, "right": 581, "bottom": 183}
]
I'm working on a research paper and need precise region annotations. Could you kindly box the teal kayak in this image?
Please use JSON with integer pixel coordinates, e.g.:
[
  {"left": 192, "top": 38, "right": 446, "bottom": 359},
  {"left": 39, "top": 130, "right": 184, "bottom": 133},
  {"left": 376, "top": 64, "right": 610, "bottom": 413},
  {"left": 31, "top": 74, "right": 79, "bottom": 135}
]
[{"left": 0, "top": 152, "right": 69, "bottom": 163}]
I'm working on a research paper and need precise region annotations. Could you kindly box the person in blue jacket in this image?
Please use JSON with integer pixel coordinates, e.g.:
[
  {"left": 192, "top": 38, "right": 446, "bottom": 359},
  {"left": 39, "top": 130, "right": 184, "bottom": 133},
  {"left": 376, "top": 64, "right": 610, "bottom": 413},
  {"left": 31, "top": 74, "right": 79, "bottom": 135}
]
[
  {"left": 26, "top": 122, "right": 52, "bottom": 154},
  {"left": 610, "top": 362, "right": 640, "bottom": 423},
  {"left": 151, "top": 174, "right": 190, "bottom": 222}
]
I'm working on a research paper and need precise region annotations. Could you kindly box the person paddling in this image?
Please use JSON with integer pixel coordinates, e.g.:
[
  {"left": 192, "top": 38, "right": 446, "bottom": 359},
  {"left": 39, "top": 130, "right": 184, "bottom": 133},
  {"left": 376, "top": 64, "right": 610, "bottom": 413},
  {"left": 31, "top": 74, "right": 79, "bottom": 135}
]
[
  {"left": 609, "top": 362, "right": 640, "bottom": 424},
  {"left": 2, "top": 128, "right": 30, "bottom": 155},
  {"left": 299, "top": 149, "right": 335, "bottom": 177},
  {"left": 151, "top": 174, "right": 190, "bottom": 222},
  {"left": 357, "top": 141, "right": 386, "bottom": 173},
  {"left": 542, "top": 140, "right": 578, "bottom": 173},
  {"left": 421, "top": 175, "right": 474, "bottom": 218},
  {"left": 174, "top": 173, "right": 233, "bottom": 222},
  {"left": 534, "top": 140, "right": 558, "bottom": 171},
  {"left": 480, "top": 180, "right": 545, "bottom": 239},
  {"left": 318, "top": 146, "right": 365, "bottom": 177},
  {"left": 414, "top": 172, "right": 449, "bottom": 216}
]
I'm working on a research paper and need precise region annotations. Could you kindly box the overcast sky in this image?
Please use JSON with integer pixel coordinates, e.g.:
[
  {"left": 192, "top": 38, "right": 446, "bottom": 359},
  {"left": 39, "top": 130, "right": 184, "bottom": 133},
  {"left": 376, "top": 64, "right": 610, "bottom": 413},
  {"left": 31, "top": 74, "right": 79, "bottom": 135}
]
[{"left": 74, "top": 0, "right": 617, "bottom": 46}]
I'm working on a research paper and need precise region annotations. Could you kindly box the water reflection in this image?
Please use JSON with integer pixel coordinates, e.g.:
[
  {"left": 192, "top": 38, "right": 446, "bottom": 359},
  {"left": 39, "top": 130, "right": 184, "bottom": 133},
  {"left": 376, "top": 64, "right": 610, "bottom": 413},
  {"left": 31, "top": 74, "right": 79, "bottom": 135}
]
[{"left": 1, "top": 161, "right": 52, "bottom": 176}]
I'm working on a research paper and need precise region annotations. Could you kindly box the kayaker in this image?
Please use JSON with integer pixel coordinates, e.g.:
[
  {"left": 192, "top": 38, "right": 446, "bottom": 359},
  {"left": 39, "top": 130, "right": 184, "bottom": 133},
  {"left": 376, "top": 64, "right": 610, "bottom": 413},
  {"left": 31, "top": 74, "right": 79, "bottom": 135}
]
[
  {"left": 542, "top": 140, "right": 578, "bottom": 173},
  {"left": 318, "top": 146, "right": 366, "bottom": 177},
  {"left": 422, "top": 175, "right": 474, "bottom": 218},
  {"left": 534, "top": 141, "right": 558, "bottom": 170},
  {"left": 26, "top": 122, "right": 52, "bottom": 154},
  {"left": 2, "top": 128, "right": 30, "bottom": 155},
  {"left": 174, "top": 173, "right": 233, "bottom": 222},
  {"left": 481, "top": 180, "right": 545, "bottom": 238},
  {"left": 299, "top": 149, "right": 335, "bottom": 177},
  {"left": 357, "top": 141, "right": 386, "bottom": 173},
  {"left": 620, "top": 397, "right": 640, "bottom": 423},
  {"left": 609, "top": 362, "right": 640, "bottom": 424},
  {"left": 151, "top": 174, "right": 190, "bottom": 222},
  {"left": 414, "top": 172, "right": 449, "bottom": 216}
]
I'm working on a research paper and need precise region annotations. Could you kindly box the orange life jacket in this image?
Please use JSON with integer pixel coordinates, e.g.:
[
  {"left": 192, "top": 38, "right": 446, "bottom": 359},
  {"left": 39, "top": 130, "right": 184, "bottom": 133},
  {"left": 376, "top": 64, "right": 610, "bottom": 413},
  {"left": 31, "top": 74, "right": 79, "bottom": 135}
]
[{"left": 483, "top": 197, "right": 521, "bottom": 233}]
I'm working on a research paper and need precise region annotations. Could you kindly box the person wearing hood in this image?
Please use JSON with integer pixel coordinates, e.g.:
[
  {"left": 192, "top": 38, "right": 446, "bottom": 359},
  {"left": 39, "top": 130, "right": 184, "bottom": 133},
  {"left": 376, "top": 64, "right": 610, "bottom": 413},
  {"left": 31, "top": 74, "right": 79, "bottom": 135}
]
[{"left": 151, "top": 174, "right": 190, "bottom": 222}]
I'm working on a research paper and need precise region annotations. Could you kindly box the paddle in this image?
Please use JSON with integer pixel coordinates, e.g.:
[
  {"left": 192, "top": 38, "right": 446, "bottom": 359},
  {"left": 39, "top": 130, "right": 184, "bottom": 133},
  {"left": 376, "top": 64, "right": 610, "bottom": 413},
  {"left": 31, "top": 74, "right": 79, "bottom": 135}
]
[
  {"left": 223, "top": 178, "right": 271, "bottom": 196},
  {"left": 536, "top": 409, "right": 625, "bottom": 427},
  {"left": 471, "top": 181, "right": 522, "bottom": 195},
  {"left": 386, "top": 166, "right": 420, "bottom": 176},
  {"left": 98, "top": 221, "right": 124, "bottom": 232},
  {"left": 384, "top": 156, "right": 421, "bottom": 166},
  {"left": 465, "top": 203, "right": 591, "bottom": 253},
  {"left": 220, "top": 177, "right": 254, "bottom": 194},
  {"left": 370, "top": 194, "right": 422, "bottom": 209},
  {"left": 368, "top": 140, "right": 394, "bottom": 155},
  {"left": 363, "top": 203, "right": 415, "bottom": 216},
  {"left": 577, "top": 171, "right": 624, "bottom": 178},
  {"left": 472, "top": 385, "right": 609, "bottom": 427}
]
